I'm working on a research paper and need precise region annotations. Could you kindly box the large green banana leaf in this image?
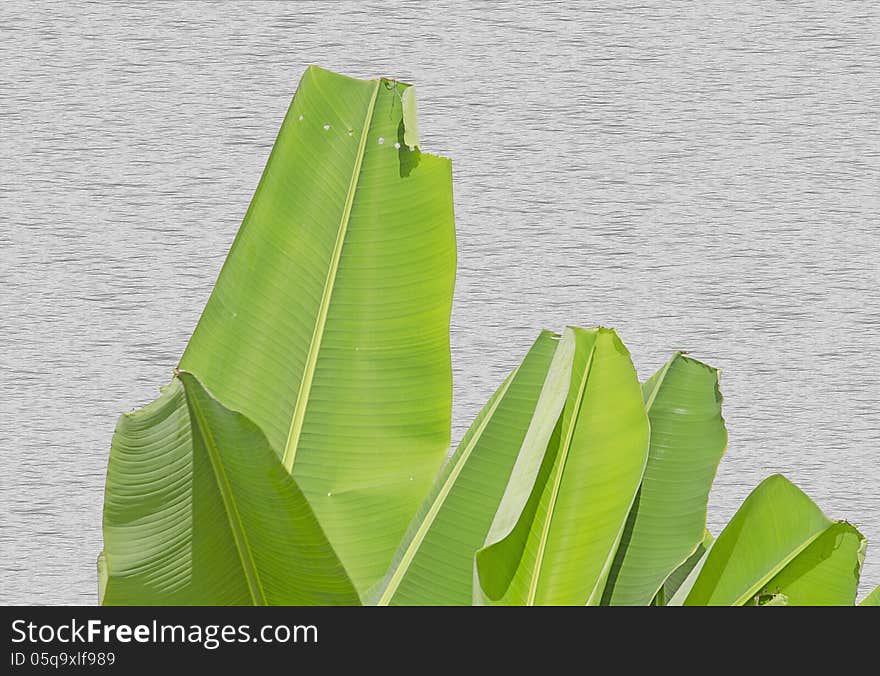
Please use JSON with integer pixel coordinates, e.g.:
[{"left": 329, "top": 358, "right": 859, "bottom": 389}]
[
  {"left": 861, "top": 585, "right": 880, "bottom": 606},
  {"left": 474, "top": 327, "right": 650, "bottom": 605},
  {"left": 676, "top": 474, "right": 865, "bottom": 606},
  {"left": 371, "top": 330, "right": 560, "bottom": 605},
  {"left": 177, "top": 66, "right": 456, "bottom": 594},
  {"left": 602, "top": 353, "right": 727, "bottom": 605},
  {"left": 100, "top": 372, "right": 360, "bottom": 605}
]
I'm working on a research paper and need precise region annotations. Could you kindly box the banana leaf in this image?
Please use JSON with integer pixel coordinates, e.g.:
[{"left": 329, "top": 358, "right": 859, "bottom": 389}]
[
  {"left": 757, "top": 520, "right": 865, "bottom": 605},
  {"left": 676, "top": 474, "right": 865, "bottom": 606},
  {"left": 474, "top": 327, "right": 650, "bottom": 605},
  {"left": 174, "top": 66, "right": 456, "bottom": 594},
  {"left": 603, "top": 353, "right": 727, "bottom": 605},
  {"left": 372, "top": 330, "right": 559, "bottom": 605},
  {"left": 100, "top": 372, "right": 359, "bottom": 605}
]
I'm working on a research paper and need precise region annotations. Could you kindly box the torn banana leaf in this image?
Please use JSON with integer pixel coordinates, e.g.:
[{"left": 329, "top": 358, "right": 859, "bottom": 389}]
[
  {"left": 372, "top": 330, "right": 559, "bottom": 605},
  {"left": 758, "top": 520, "right": 866, "bottom": 605},
  {"left": 475, "top": 327, "right": 650, "bottom": 605},
  {"left": 177, "top": 66, "right": 456, "bottom": 594},
  {"left": 675, "top": 474, "right": 865, "bottom": 606},
  {"left": 603, "top": 353, "right": 727, "bottom": 605},
  {"left": 100, "top": 372, "right": 359, "bottom": 606}
]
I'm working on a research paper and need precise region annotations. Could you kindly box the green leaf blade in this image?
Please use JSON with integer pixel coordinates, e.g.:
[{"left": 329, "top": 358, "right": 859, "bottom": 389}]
[
  {"left": 178, "top": 66, "right": 456, "bottom": 594},
  {"left": 101, "top": 379, "right": 202, "bottom": 605},
  {"left": 476, "top": 327, "right": 650, "bottom": 605},
  {"left": 683, "top": 474, "right": 848, "bottom": 606},
  {"left": 758, "top": 521, "right": 865, "bottom": 606},
  {"left": 603, "top": 354, "right": 727, "bottom": 605}
]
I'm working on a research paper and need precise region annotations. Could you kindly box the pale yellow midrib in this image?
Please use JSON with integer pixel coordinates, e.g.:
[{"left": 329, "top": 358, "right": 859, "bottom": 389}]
[
  {"left": 377, "top": 368, "right": 520, "bottom": 605},
  {"left": 526, "top": 343, "right": 596, "bottom": 605},
  {"left": 187, "top": 386, "right": 267, "bottom": 606},
  {"left": 282, "top": 79, "right": 382, "bottom": 472},
  {"left": 730, "top": 527, "right": 830, "bottom": 606},
  {"left": 643, "top": 352, "right": 679, "bottom": 414}
]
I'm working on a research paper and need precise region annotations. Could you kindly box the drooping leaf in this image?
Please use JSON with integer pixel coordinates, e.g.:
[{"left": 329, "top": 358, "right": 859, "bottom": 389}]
[
  {"left": 178, "top": 66, "right": 456, "bottom": 594},
  {"left": 372, "top": 330, "right": 559, "bottom": 605},
  {"left": 681, "top": 474, "right": 864, "bottom": 606},
  {"left": 100, "top": 372, "right": 360, "bottom": 605},
  {"left": 860, "top": 584, "right": 880, "bottom": 606},
  {"left": 475, "top": 327, "right": 650, "bottom": 605},
  {"left": 603, "top": 353, "right": 727, "bottom": 605}
]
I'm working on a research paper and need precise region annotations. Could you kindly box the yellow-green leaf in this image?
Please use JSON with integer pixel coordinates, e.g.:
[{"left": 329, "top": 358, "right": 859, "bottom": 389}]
[
  {"left": 475, "top": 327, "right": 650, "bottom": 605},
  {"left": 178, "top": 66, "right": 456, "bottom": 594},
  {"left": 681, "top": 475, "right": 864, "bottom": 606},
  {"left": 603, "top": 353, "right": 727, "bottom": 605}
]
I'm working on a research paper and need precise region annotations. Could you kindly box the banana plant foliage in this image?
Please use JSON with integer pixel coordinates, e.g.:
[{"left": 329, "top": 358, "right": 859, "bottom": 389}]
[
  {"left": 375, "top": 335, "right": 728, "bottom": 606},
  {"left": 99, "top": 65, "right": 874, "bottom": 606},
  {"left": 100, "top": 65, "right": 456, "bottom": 601},
  {"left": 474, "top": 327, "right": 650, "bottom": 605},
  {"left": 100, "top": 372, "right": 359, "bottom": 605},
  {"left": 601, "top": 353, "right": 727, "bottom": 605},
  {"left": 669, "top": 474, "right": 866, "bottom": 606}
]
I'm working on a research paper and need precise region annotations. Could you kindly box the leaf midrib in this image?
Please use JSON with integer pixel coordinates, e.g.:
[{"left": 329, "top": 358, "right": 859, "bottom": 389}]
[
  {"left": 186, "top": 379, "right": 267, "bottom": 606},
  {"left": 642, "top": 352, "right": 679, "bottom": 414},
  {"left": 282, "top": 78, "right": 383, "bottom": 472},
  {"left": 729, "top": 526, "right": 830, "bottom": 606}
]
